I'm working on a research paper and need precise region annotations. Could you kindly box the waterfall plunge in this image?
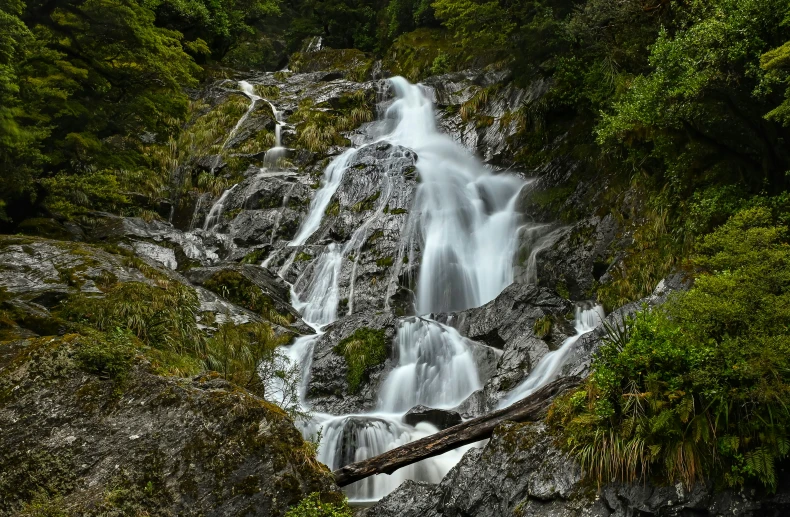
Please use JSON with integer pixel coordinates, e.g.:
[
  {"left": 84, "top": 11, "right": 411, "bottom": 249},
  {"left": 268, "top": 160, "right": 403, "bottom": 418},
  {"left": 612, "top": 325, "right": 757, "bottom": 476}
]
[{"left": 281, "top": 77, "right": 526, "bottom": 501}]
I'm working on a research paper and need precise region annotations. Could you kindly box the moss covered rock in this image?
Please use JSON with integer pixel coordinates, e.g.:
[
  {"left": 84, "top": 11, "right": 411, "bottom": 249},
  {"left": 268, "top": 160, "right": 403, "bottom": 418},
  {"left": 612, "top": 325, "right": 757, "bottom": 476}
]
[{"left": 0, "top": 335, "right": 341, "bottom": 516}]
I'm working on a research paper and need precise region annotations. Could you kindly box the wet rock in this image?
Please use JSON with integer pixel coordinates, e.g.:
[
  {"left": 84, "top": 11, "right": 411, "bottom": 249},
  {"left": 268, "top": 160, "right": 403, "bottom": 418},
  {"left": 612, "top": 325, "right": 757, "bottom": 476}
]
[
  {"left": 532, "top": 214, "right": 622, "bottom": 301},
  {"left": 367, "top": 420, "right": 790, "bottom": 517},
  {"left": 288, "top": 143, "right": 420, "bottom": 316},
  {"left": 438, "top": 283, "right": 574, "bottom": 409},
  {"left": 403, "top": 406, "right": 462, "bottom": 430},
  {"left": 358, "top": 480, "right": 436, "bottom": 517},
  {"left": 0, "top": 335, "right": 341, "bottom": 516},
  {"left": 185, "top": 264, "right": 312, "bottom": 335}
]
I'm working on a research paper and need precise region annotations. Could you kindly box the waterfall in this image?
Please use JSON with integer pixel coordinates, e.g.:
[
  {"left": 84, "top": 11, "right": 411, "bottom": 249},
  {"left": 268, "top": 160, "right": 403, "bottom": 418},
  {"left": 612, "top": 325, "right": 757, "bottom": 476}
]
[
  {"left": 497, "top": 304, "right": 605, "bottom": 408},
  {"left": 198, "top": 79, "right": 288, "bottom": 232},
  {"left": 280, "top": 77, "right": 525, "bottom": 501},
  {"left": 203, "top": 184, "right": 237, "bottom": 231}
]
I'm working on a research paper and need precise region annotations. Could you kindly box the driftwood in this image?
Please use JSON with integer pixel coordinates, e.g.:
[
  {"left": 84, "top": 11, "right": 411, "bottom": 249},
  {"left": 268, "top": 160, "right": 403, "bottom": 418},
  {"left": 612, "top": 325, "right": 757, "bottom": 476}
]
[{"left": 333, "top": 375, "right": 581, "bottom": 487}]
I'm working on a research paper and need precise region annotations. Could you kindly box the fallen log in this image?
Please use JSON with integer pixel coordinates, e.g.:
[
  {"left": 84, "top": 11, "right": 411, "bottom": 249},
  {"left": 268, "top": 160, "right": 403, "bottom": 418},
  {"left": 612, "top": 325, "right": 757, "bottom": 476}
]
[{"left": 333, "top": 375, "right": 581, "bottom": 487}]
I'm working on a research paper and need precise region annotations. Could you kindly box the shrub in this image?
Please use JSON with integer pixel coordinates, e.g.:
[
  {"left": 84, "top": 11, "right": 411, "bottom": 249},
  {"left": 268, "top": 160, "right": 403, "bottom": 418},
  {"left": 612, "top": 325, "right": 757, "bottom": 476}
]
[
  {"left": 334, "top": 327, "right": 388, "bottom": 393},
  {"left": 550, "top": 206, "right": 790, "bottom": 490},
  {"left": 77, "top": 329, "right": 135, "bottom": 380},
  {"left": 285, "top": 492, "right": 352, "bottom": 517}
]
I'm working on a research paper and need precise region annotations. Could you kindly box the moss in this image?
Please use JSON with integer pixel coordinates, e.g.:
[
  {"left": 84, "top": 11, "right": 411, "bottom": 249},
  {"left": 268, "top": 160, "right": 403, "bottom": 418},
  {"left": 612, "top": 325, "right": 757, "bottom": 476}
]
[
  {"left": 333, "top": 327, "right": 388, "bottom": 394},
  {"left": 295, "top": 252, "right": 313, "bottom": 263},
  {"left": 533, "top": 316, "right": 552, "bottom": 339},
  {"left": 0, "top": 448, "right": 78, "bottom": 514},
  {"left": 555, "top": 279, "right": 570, "bottom": 299},
  {"left": 364, "top": 230, "right": 384, "bottom": 250},
  {"left": 241, "top": 249, "right": 269, "bottom": 265},
  {"left": 375, "top": 256, "right": 394, "bottom": 268},
  {"left": 324, "top": 201, "right": 340, "bottom": 216},
  {"left": 351, "top": 191, "right": 380, "bottom": 212},
  {"left": 387, "top": 207, "right": 408, "bottom": 215}
]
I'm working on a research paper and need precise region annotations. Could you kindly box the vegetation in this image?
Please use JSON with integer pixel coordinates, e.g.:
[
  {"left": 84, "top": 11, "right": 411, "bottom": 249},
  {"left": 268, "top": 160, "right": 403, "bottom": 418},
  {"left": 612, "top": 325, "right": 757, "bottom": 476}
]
[
  {"left": 550, "top": 206, "right": 790, "bottom": 491},
  {"left": 334, "top": 327, "right": 387, "bottom": 393},
  {"left": 285, "top": 492, "right": 352, "bottom": 517}
]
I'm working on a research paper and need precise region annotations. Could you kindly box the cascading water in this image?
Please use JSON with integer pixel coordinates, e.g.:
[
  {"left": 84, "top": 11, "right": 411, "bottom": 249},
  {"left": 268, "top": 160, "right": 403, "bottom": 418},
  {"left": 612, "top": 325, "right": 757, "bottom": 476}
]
[
  {"left": 498, "top": 303, "right": 605, "bottom": 408},
  {"left": 279, "top": 77, "right": 527, "bottom": 501},
  {"left": 202, "top": 184, "right": 237, "bottom": 231}
]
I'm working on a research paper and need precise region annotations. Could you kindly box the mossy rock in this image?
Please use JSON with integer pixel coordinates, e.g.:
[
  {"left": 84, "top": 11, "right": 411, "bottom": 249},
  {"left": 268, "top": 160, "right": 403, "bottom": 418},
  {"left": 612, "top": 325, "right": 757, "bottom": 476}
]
[
  {"left": 333, "top": 327, "right": 388, "bottom": 394},
  {"left": 289, "top": 48, "right": 374, "bottom": 82}
]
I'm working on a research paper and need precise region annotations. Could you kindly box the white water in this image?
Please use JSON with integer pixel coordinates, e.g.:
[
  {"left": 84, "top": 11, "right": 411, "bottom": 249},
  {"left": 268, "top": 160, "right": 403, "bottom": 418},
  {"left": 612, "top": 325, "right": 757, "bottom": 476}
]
[
  {"left": 202, "top": 184, "right": 237, "bottom": 230},
  {"left": 278, "top": 77, "right": 526, "bottom": 501},
  {"left": 498, "top": 304, "right": 604, "bottom": 408},
  {"left": 201, "top": 80, "right": 288, "bottom": 232}
]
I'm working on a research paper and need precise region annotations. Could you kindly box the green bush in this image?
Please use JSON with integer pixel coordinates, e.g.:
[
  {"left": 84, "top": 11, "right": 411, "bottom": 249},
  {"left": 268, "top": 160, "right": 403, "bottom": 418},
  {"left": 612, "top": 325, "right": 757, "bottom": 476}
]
[
  {"left": 77, "top": 329, "right": 135, "bottom": 380},
  {"left": 334, "top": 327, "right": 388, "bottom": 393},
  {"left": 550, "top": 206, "right": 790, "bottom": 490},
  {"left": 285, "top": 492, "right": 352, "bottom": 517}
]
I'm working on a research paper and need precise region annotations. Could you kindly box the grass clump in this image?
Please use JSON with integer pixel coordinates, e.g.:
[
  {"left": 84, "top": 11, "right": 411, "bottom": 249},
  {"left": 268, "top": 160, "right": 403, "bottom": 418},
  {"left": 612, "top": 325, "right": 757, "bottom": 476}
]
[
  {"left": 549, "top": 206, "right": 790, "bottom": 491},
  {"left": 292, "top": 91, "right": 374, "bottom": 154},
  {"left": 60, "top": 281, "right": 204, "bottom": 357},
  {"left": 334, "top": 327, "right": 388, "bottom": 394},
  {"left": 533, "top": 316, "right": 552, "bottom": 339}
]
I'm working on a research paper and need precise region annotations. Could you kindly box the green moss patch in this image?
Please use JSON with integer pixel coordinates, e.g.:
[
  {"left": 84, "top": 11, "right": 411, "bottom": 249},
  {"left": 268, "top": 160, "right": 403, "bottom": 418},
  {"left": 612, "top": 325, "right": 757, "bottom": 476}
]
[{"left": 333, "top": 327, "right": 388, "bottom": 394}]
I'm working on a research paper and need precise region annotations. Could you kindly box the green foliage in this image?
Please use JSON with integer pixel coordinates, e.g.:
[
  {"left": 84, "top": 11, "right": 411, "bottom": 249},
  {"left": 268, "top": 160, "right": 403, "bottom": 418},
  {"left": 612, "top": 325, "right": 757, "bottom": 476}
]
[
  {"left": 596, "top": 0, "right": 790, "bottom": 196},
  {"left": 551, "top": 206, "right": 790, "bottom": 490},
  {"left": 285, "top": 492, "right": 352, "bottom": 517},
  {"left": 77, "top": 328, "right": 135, "bottom": 379},
  {"left": 334, "top": 327, "right": 387, "bottom": 393},
  {"left": 61, "top": 280, "right": 204, "bottom": 356},
  {"left": 203, "top": 321, "right": 297, "bottom": 409}
]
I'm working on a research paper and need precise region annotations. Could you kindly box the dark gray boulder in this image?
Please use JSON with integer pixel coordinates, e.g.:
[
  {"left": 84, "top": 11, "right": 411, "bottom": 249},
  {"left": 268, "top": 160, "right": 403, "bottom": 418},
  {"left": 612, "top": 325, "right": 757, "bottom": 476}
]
[
  {"left": 403, "top": 406, "right": 463, "bottom": 430},
  {"left": 365, "top": 421, "right": 790, "bottom": 517}
]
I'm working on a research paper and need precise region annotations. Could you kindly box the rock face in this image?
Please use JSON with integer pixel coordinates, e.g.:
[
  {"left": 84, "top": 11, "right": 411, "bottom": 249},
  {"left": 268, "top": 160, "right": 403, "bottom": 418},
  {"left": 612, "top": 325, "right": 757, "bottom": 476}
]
[
  {"left": 365, "top": 422, "right": 790, "bottom": 517},
  {"left": 306, "top": 311, "right": 399, "bottom": 414},
  {"left": 438, "top": 283, "right": 575, "bottom": 411},
  {"left": 0, "top": 336, "right": 340, "bottom": 517}
]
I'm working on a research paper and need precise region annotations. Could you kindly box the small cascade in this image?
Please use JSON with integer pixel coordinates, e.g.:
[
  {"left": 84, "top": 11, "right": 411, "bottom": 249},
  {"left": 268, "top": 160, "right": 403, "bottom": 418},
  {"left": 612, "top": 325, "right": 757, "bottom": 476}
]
[
  {"left": 498, "top": 304, "right": 605, "bottom": 408},
  {"left": 207, "top": 81, "right": 261, "bottom": 176},
  {"left": 202, "top": 184, "right": 238, "bottom": 230},
  {"left": 378, "top": 318, "right": 481, "bottom": 413},
  {"left": 262, "top": 99, "right": 288, "bottom": 170},
  {"left": 290, "top": 148, "right": 359, "bottom": 246}
]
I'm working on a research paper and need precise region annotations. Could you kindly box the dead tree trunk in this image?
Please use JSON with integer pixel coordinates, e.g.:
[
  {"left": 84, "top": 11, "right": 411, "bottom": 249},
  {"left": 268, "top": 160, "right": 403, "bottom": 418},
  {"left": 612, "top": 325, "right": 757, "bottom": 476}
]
[{"left": 333, "top": 376, "right": 581, "bottom": 487}]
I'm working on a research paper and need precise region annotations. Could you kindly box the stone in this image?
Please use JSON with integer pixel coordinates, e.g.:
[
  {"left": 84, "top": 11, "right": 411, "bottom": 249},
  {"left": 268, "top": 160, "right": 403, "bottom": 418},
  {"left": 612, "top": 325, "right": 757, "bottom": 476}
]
[
  {"left": 0, "top": 335, "right": 341, "bottom": 516},
  {"left": 403, "top": 405, "right": 463, "bottom": 430}
]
